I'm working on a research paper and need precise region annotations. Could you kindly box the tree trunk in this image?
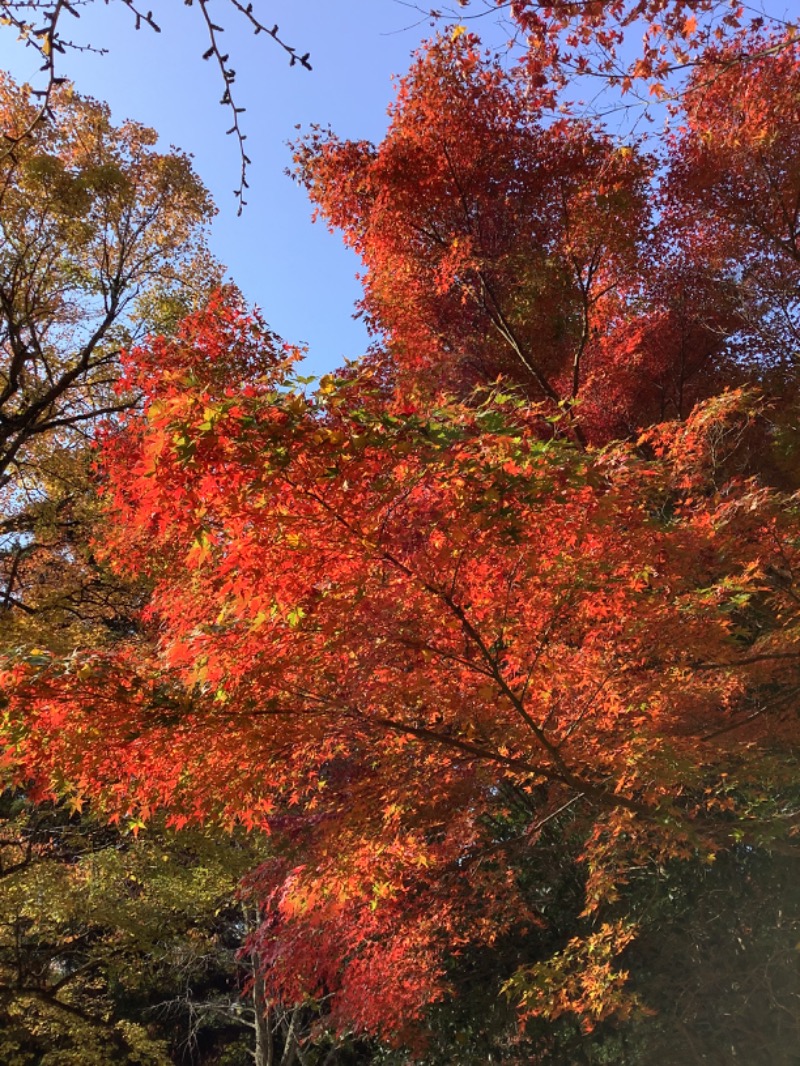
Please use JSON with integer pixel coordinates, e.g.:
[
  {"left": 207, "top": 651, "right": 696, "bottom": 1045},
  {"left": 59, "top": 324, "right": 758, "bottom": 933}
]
[{"left": 252, "top": 956, "right": 273, "bottom": 1066}]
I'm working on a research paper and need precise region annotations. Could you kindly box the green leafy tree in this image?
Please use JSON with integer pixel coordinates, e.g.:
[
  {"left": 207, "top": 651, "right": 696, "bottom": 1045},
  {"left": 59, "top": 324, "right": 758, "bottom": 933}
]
[{"left": 0, "top": 795, "right": 269, "bottom": 1065}]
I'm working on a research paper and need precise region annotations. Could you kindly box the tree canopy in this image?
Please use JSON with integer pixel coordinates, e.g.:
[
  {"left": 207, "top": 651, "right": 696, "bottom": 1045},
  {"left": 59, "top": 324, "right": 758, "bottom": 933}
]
[
  {"left": 0, "top": 74, "right": 216, "bottom": 645},
  {"left": 2, "top": 5, "right": 800, "bottom": 1063}
]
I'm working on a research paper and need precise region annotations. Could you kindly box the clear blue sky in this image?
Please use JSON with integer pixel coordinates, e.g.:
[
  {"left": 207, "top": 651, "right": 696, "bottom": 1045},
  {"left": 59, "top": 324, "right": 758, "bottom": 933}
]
[{"left": 0, "top": 1, "right": 474, "bottom": 376}]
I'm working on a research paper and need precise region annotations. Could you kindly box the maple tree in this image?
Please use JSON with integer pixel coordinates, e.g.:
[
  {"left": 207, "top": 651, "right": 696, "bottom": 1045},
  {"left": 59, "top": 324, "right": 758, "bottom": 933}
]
[
  {"left": 2, "top": 10, "right": 800, "bottom": 1063},
  {"left": 294, "top": 33, "right": 778, "bottom": 447},
  {"left": 295, "top": 36, "right": 652, "bottom": 446},
  {"left": 665, "top": 28, "right": 800, "bottom": 401},
  {"left": 455, "top": 0, "right": 794, "bottom": 108},
  {"left": 4, "top": 294, "right": 799, "bottom": 1050}
]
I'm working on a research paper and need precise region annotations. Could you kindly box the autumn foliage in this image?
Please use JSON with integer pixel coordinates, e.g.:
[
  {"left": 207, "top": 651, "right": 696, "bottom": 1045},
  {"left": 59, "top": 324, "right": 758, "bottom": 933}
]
[{"left": 2, "top": 11, "right": 800, "bottom": 1061}]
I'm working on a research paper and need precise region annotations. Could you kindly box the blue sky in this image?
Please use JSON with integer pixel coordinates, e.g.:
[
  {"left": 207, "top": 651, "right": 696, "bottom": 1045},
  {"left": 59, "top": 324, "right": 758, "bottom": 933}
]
[{"left": 0, "top": 1, "right": 475, "bottom": 375}]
